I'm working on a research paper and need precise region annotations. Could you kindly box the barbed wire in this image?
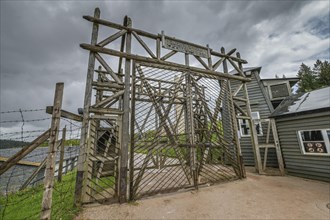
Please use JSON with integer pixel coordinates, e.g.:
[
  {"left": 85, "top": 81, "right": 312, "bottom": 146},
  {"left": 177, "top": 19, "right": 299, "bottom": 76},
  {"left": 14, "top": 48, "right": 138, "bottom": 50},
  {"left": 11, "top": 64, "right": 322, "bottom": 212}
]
[
  {"left": 0, "top": 108, "right": 46, "bottom": 114},
  {"left": 0, "top": 117, "right": 50, "bottom": 124}
]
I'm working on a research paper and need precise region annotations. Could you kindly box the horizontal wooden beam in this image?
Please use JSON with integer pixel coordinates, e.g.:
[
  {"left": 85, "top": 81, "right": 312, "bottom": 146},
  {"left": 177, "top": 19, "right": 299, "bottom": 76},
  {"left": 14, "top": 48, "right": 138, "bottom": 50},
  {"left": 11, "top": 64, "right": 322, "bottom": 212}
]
[
  {"left": 0, "top": 156, "right": 41, "bottom": 167},
  {"left": 83, "top": 15, "right": 248, "bottom": 64},
  {"left": 83, "top": 15, "right": 159, "bottom": 39},
  {"left": 80, "top": 44, "right": 251, "bottom": 82},
  {"left": 0, "top": 129, "right": 50, "bottom": 175},
  {"left": 46, "top": 106, "right": 83, "bottom": 122}
]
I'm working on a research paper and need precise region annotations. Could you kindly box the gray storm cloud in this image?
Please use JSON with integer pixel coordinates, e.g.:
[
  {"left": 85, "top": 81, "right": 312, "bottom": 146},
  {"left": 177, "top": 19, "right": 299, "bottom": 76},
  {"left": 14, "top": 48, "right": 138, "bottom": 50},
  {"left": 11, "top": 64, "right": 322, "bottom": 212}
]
[{"left": 0, "top": 0, "right": 329, "bottom": 134}]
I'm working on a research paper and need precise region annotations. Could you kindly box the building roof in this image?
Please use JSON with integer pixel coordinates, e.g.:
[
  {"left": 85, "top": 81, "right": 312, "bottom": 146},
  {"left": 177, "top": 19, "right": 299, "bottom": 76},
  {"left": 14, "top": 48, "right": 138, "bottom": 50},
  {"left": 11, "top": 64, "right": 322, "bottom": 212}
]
[
  {"left": 228, "top": 67, "right": 261, "bottom": 75},
  {"left": 261, "top": 77, "right": 300, "bottom": 87},
  {"left": 269, "top": 86, "right": 330, "bottom": 118}
]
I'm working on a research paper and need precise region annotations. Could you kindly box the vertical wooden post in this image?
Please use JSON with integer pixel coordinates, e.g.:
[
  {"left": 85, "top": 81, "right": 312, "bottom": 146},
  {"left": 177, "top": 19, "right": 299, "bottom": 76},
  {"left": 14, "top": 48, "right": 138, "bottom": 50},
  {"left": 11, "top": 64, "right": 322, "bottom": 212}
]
[
  {"left": 40, "top": 82, "right": 64, "bottom": 220},
  {"left": 57, "top": 126, "right": 66, "bottom": 182},
  {"left": 119, "top": 16, "right": 131, "bottom": 203},
  {"left": 237, "top": 52, "right": 263, "bottom": 174},
  {"left": 221, "top": 47, "right": 245, "bottom": 178},
  {"left": 129, "top": 61, "right": 136, "bottom": 201},
  {"left": 75, "top": 7, "right": 100, "bottom": 206},
  {"left": 271, "top": 119, "right": 285, "bottom": 175},
  {"left": 184, "top": 53, "right": 196, "bottom": 186}
]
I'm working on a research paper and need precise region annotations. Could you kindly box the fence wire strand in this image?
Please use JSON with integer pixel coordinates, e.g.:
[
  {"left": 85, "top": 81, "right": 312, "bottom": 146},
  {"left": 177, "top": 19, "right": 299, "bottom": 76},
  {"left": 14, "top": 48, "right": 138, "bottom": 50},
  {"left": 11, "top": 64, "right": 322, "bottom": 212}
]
[{"left": 0, "top": 108, "right": 82, "bottom": 219}]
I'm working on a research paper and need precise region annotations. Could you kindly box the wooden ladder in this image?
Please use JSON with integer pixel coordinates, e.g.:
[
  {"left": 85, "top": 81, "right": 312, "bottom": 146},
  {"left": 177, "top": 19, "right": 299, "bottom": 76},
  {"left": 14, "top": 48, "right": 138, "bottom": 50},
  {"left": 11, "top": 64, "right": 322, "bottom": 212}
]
[{"left": 254, "top": 118, "right": 285, "bottom": 175}]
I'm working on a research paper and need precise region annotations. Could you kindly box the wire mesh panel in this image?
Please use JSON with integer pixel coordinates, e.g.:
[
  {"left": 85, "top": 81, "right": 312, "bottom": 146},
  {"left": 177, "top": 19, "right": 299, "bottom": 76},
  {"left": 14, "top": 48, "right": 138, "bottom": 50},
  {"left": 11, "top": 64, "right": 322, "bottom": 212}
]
[
  {"left": 130, "top": 64, "right": 242, "bottom": 200},
  {"left": 83, "top": 118, "right": 120, "bottom": 203}
]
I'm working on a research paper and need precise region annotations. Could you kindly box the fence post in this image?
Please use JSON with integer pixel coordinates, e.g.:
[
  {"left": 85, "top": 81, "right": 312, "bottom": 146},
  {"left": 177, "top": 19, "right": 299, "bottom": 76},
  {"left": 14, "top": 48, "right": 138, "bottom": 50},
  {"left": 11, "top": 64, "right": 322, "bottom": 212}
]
[
  {"left": 40, "top": 82, "right": 64, "bottom": 220},
  {"left": 58, "top": 126, "right": 66, "bottom": 182}
]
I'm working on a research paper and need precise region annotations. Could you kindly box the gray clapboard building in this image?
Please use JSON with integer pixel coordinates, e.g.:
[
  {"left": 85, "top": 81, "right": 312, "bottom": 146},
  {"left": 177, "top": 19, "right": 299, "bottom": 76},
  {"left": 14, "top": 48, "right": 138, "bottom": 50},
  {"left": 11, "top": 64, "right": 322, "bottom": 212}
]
[
  {"left": 229, "top": 67, "right": 299, "bottom": 167},
  {"left": 269, "top": 86, "right": 330, "bottom": 182}
]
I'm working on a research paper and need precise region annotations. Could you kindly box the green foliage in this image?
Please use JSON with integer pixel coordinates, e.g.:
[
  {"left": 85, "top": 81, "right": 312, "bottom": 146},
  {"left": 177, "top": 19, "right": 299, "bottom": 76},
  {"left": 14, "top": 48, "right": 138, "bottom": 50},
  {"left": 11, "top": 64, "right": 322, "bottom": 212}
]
[
  {"left": 297, "top": 60, "right": 330, "bottom": 92},
  {"left": 39, "top": 139, "right": 80, "bottom": 148},
  {"left": 0, "top": 140, "right": 30, "bottom": 149},
  {"left": 0, "top": 171, "right": 80, "bottom": 220}
]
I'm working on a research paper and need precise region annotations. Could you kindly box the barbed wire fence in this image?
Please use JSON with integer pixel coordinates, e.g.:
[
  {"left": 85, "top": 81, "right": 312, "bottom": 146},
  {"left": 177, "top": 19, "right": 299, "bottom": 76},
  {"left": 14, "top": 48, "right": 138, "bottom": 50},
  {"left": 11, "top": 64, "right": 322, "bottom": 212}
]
[{"left": 0, "top": 107, "right": 83, "bottom": 220}]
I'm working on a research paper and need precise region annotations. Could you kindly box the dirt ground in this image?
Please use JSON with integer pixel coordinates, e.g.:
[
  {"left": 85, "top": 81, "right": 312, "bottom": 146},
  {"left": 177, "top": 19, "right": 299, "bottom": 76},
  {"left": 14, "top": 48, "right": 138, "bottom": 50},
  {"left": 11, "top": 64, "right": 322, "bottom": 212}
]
[{"left": 76, "top": 169, "right": 330, "bottom": 219}]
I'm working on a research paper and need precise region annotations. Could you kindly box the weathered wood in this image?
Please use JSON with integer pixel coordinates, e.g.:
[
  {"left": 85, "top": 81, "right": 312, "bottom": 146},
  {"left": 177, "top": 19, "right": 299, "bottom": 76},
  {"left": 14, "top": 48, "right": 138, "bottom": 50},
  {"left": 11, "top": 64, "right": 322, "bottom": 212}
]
[
  {"left": 92, "top": 81, "right": 124, "bottom": 89},
  {"left": 119, "top": 16, "right": 132, "bottom": 203},
  {"left": 41, "top": 82, "right": 64, "bottom": 220},
  {"left": 132, "top": 31, "right": 156, "bottom": 58},
  {"left": 95, "top": 53, "right": 123, "bottom": 84},
  {"left": 57, "top": 127, "right": 66, "bottom": 182},
  {"left": 83, "top": 14, "right": 248, "bottom": 64},
  {"left": 212, "top": 48, "right": 236, "bottom": 71},
  {"left": 222, "top": 47, "right": 245, "bottom": 178},
  {"left": 233, "top": 96, "right": 248, "bottom": 102},
  {"left": 160, "top": 50, "right": 177, "bottom": 61},
  {"left": 93, "top": 90, "right": 125, "bottom": 108},
  {"left": 46, "top": 106, "right": 83, "bottom": 122},
  {"left": 80, "top": 44, "right": 251, "bottom": 82},
  {"left": 20, "top": 157, "right": 47, "bottom": 191},
  {"left": 0, "top": 129, "right": 50, "bottom": 175},
  {"left": 75, "top": 7, "right": 100, "bottom": 206},
  {"left": 89, "top": 107, "right": 123, "bottom": 115},
  {"left": 83, "top": 15, "right": 159, "bottom": 39},
  {"left": 194, "top": 55, "right": 210, "bottom": 70},
  {"left": 271, "top": 119, "right": 285, "bottom": 175},
  {"left": 97, "top": 29, "right": 127, "bottom": 47},
  {"left": 0, "top": 157, "right": 41, "bottom": 167},
  {"left": 237, "top": 53, "right": 263, "bottom": 175},
  {"left": 129, "top": 62, "right": 136, "bottom": 201}
]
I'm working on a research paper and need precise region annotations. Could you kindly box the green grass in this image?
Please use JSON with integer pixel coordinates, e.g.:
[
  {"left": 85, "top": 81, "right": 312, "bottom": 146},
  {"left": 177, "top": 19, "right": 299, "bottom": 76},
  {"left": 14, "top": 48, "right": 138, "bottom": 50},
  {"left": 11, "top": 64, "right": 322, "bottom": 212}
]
[{"left": 0, "top": 171, "right": 80, "bottom": 220}]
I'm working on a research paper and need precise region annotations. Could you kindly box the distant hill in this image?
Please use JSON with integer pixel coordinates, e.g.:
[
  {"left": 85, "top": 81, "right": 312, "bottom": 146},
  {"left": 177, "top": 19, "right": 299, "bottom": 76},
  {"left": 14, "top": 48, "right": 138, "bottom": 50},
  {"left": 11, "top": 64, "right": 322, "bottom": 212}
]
[{"left": 0, "top": 140, "right": 30, "bottom": 149}]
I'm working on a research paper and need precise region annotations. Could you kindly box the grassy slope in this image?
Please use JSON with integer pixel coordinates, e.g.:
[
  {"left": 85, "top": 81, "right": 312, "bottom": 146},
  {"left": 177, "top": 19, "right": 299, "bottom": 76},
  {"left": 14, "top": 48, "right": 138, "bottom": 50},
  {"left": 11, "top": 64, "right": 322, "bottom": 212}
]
[{"left": 0, "top": 171, "right": 79, "bottom": 220}]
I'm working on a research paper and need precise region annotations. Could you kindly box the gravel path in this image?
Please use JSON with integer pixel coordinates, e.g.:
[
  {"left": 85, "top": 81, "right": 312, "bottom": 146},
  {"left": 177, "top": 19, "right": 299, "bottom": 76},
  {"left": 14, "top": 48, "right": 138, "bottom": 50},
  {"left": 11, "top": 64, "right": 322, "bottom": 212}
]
[{"left": 76, "top": 169, "right": 330, "bottom": 219}]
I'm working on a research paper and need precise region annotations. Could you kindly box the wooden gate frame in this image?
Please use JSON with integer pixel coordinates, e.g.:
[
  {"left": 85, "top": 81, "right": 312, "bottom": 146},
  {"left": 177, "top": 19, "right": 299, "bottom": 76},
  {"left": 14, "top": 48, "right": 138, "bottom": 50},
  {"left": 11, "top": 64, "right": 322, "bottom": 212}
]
[{"left": 74, "top": 8, "right": 257, "bottom": 205}]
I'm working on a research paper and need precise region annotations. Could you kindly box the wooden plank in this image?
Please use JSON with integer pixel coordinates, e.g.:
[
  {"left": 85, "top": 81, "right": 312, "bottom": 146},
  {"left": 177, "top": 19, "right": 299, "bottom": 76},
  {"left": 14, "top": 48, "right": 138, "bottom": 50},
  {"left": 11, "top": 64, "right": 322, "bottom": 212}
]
[
  {"left": 75, "top": 7, "right": 100, "bottom": 206},
  {"left": 132, "top": 31, "right": 156, "bottom": 58},
  {"left": 194, "top": 55, "right": 210, "bottom": 70},
  {"left": 89, "top": 107, "right": 123, "bottom": 115},
  {"left": 0, "top": 157, "right": 41, "bottom": 167},
  {"left": 0, "top": 129, "right": 50, "bottom": 175},
  {"left": 92, "top": 81, "right": 124, "bottom": 89},
  {"left": 160, "top": 50, "right": 177, "bottom": 61},
  {"left": 83, "top": 15, "right": 248, "bottom": 64},
  {"left": 80, "top": 43, "right": 251, "bottom": 82},
  {"left": 129, "top": 62, "right": 136, "bottom": 200},
  {"left": 95, "top": 53, "right": 123, "bottom": 84},
  {"left": 41, "top": 82, "right": 64, "bottom": 220},
  {"left": 83, "top": 15, "right": 159, "bottom": 39},
  {"left": 92, "top": 90, "right": 125, "bottom": 108},
  {"left": 46, "top": 106, "right": 83, "bottom": 122},
  {"left": 57, "top": 127, "right": 66, "bottom": 182},
  {"left": 271, "top": 119, "right": 285, "bottom": 175},
  {"left": 119, "top": 16, "right": 132, "bottom": 203},
  {"left": 19, "top": 157, "right": 47, "bottom": 191},
  {"left": 97, "top": 29, "right": 127, "bottom": 47},
  {"left": 212, "top": 48, "right": 236, "bottom": 71}
]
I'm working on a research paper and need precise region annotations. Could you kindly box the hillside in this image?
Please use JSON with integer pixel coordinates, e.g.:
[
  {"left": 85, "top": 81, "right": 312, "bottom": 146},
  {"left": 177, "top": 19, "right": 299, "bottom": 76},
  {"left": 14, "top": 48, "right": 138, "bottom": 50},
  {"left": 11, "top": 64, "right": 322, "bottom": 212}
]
[{"left": 0, "top": 139, "right": 30, "bottom": 149}]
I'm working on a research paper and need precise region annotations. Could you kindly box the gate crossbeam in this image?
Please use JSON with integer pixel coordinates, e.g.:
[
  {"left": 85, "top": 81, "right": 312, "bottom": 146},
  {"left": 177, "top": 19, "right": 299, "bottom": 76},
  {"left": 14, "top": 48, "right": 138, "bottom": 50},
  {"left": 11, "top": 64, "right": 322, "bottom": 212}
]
[{"left": 75, "top": 8, "right": 257, "bottom": 205}]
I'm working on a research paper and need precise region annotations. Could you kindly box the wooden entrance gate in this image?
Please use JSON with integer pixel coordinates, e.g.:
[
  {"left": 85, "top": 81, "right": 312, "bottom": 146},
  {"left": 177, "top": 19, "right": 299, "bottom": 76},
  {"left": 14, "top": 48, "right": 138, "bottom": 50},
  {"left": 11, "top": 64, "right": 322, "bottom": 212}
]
[{"left": 75, "top": 8, "right": 253, "bottom": 205}]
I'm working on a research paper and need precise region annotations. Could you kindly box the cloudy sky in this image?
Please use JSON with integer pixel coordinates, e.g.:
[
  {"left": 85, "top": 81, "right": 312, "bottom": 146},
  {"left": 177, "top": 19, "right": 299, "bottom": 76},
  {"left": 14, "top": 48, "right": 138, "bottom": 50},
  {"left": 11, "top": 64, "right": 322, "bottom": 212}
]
[{"left": 0, "top": 0, "right": 329, "bottom": 137}]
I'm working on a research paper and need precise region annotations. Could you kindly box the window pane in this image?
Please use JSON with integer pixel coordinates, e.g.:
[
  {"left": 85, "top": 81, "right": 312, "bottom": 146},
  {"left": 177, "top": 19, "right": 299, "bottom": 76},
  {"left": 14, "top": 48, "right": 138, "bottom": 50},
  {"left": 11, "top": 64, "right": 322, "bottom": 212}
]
[
  {"left": 301, "top": 130, "right": 323, "bottom": 141},
  {"left": 327, "top": 130, "right": 330, "bottom": 141}
]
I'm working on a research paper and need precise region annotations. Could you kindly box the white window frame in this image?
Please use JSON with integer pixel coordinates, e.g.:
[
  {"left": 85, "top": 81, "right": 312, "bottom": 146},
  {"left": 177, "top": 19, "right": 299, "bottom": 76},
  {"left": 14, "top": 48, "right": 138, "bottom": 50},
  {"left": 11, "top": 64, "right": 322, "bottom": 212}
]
[
  {"left": 297, "top": 129, "right": 330, "bottom": 156},
  {"left": 239, "top": 111, "right": 263, "bottom": 137}
]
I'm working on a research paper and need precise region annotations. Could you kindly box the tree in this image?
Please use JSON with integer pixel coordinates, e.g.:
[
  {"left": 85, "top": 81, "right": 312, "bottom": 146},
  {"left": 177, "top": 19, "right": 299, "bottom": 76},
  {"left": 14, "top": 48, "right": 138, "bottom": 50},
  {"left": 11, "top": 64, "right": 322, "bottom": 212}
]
[{"left": 297, "top": 60, "right": 330, "bottom": 92}]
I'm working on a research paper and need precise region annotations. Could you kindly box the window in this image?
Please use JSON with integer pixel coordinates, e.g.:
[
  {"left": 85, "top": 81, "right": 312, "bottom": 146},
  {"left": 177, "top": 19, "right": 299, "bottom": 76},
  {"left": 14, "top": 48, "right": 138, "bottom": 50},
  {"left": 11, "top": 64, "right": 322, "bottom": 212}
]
[
  {"left": 298, "top": 129, "right": 330, "bottom": 155},
  {"left": 239, "top": 112, "right": 263, "bottom": 137}
]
